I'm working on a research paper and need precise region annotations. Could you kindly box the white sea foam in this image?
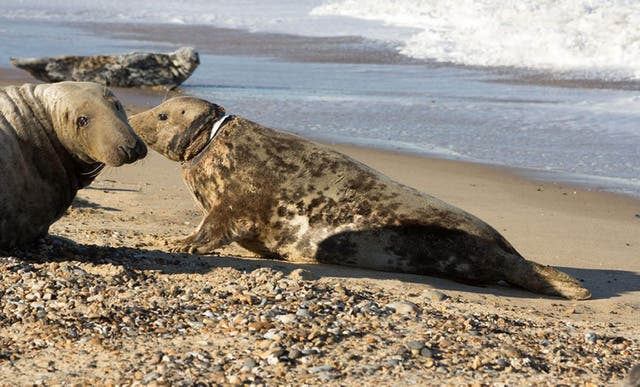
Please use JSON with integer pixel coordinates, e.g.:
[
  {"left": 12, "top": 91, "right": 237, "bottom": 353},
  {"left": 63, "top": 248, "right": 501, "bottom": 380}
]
[
  {"left": 4, "top": 0, "right": 639, "bottom": 79},
  {"left": 312, "top": 0, "right": 640, "bottom": 79},
  {"left": 0, "top": 0, "right": 406, "bottom": 41}
]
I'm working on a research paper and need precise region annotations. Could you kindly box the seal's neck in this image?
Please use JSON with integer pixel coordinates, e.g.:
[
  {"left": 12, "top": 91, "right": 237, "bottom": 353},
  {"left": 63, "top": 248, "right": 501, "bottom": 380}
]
[
  {"left": 209, "top": 114, "right": 234, "bottom": 141},
  {"left": 182, "top": 114, "right": 234, "bottom": 162}
]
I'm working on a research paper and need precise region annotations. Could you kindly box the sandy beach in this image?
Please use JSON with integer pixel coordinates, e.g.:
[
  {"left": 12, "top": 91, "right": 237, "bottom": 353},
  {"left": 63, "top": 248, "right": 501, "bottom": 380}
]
[{"left": 1, "top": 68, "right": 639, "bottom": 384}]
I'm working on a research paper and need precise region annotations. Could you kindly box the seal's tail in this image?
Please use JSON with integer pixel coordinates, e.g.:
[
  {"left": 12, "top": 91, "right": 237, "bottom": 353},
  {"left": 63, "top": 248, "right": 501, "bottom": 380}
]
[{"left": 500, "top": 253, "right": 591, "bottom": 300}]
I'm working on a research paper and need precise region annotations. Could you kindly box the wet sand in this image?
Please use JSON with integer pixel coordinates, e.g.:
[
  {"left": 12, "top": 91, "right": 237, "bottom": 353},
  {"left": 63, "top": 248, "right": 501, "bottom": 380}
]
[{"left": 1, "top": 69, "right": 639, "bottom": 384}]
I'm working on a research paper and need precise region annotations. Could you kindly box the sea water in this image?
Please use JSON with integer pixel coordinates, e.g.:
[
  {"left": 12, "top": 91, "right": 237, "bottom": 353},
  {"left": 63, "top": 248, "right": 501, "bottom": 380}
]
[{"left": 0, "top": 0, "right": 639, "bottom": 197}]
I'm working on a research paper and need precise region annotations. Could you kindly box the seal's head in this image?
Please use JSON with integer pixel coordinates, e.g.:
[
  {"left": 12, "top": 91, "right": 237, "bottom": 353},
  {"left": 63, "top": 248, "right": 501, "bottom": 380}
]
[
  {"left": 36, "top": 81, "right": 147, "bottom": 167},
  {"left": 130, "top": 96, "right": 225, "bottom": 161},
  {"left": 173, "top": 47, "right": 200, "bottom": 75}
]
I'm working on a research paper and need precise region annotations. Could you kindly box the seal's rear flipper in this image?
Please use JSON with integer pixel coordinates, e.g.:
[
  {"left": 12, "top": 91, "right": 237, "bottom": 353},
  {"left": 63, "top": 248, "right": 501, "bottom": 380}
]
[{"left": 501, "top": 254, "right": 591, "bottom": 300}]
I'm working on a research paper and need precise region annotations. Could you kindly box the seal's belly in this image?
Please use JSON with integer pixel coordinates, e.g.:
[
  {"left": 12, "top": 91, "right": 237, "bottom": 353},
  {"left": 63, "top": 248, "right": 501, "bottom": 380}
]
[
  {"left": 261, "top": 207, "right": 401, "bottom": 268},
  {"left": 0, "top": 135, "right": 62, "bottom": 247}
]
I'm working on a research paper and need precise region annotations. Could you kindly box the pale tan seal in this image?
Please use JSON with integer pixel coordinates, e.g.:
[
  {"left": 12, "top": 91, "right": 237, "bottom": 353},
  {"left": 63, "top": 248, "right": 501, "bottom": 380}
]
[
  {"left": 130, "top": 96, "right": 590, "bottom": 300},
  {"left": 0, "top": 81, "right": 147, "bottom": 249}
]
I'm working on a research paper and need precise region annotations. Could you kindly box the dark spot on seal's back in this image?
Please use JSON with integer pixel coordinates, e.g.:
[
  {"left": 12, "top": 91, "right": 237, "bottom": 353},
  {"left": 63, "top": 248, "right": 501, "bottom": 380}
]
[
  {"left": 309, "top": 213, "right": 323, "bottom": 225},
  {"left": 330, "top": 161, "right": 342, "bottom": 174},
  {"left": 356, "top": 201, "right": 372, "bottom": 216},
  {"left": 307, "top": 197, "right": 325, "bottom": 211}
]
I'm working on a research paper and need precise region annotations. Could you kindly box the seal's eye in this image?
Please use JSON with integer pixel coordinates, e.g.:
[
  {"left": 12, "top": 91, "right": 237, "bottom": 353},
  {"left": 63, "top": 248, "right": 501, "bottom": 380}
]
[
  {"left": 77, "top": 116, "right": 90, "bottom": 127},
  {"left": 158, "top": 113, "right": 168, "bottom": 121}
]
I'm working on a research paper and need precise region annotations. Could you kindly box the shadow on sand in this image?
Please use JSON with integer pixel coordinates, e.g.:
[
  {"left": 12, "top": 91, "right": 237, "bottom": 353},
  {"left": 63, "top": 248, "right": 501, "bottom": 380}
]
[
  {"left": 4, "top": 236, "right": 638, "bottom": 301},
  {"left": 71, "top": 197, "right": 121, "bottom": 212}
]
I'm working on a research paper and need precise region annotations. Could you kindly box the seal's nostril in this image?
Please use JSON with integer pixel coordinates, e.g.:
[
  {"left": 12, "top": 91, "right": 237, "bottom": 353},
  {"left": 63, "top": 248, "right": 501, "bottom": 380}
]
[
  {"left": 135, "top": 140, "right": 147, "bottom": 159},
  {"left": 119, "top": 145, "right": 132, "bottom": 162}
]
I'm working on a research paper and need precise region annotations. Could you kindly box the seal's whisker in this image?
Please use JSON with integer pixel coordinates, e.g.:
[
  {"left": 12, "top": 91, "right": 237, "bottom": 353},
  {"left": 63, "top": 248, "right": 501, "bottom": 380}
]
[
  {"left": 81, "top": 163, "right": 105, "bottom": 176},
  {"left": 94, "top": 165, "right": 111, "bottom": 178},
  {"left": 90, "top": 167, "right": 105, "bottom": 178}
]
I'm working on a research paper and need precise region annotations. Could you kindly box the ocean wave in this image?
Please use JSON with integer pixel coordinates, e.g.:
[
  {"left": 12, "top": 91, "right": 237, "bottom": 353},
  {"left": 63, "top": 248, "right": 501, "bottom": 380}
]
[
  {"left": 1, "top": 1, "right": 318, "bottom": 31},
  {"left": 312, "top": 0, "right": 640, "bottom": 80},
  {"left": 4, "top": 0, "right": 640, "bottom": 80}
]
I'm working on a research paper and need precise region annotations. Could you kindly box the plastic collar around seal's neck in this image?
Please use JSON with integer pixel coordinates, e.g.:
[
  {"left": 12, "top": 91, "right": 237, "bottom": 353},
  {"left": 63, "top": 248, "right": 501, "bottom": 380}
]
[{"left": 209, "top": 114, "right": 234, "bottom": 140}]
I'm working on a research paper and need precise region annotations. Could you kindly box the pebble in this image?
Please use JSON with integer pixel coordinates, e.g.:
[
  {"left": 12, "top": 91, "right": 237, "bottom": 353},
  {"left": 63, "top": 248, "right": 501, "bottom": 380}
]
[
  {"left": 309, "top": 365, "right": 336, "bottom": 373},
  {"left": 500, "top": 345, "right": 521, "bottom": 358},
  {"left": 438, "top": 338, "right": 453, "bottom": 349},
  {"left": 288, "top": 349, "right": 302, "bottom": 360},
  {"left": 317, "top": 371, "right": 340, "bottom": 381},
  {"left": 381, "top": 359, "right": 400, "bottom": 368},
  {"left": 288, "top": 269, "right": 318, "bottom": 281},
  {"left": 423, "top": 289, "right": 448, "bottom": 302},
  {"left": 263, "top": 329, "right": 283, "bottom": 341},
  {"left": 301, "top": 348, "right": 319, "bottom": 356},
  {"left": 385, "top": 301, "right": 419, "bottom": 315},
  {"left": 406, "top": 341, "right": 425, "bottom": 351},
  {"left": 267, "top": 354, "right": 280, "bottom": 365},
  {"left": 275, "top": 313, "right": 297, "bottom": 324},
  {"left": 296, "top": 308, "right": 313, "bottom": 319},
  {"left": 1, "top": 233, "right": 636, "bottom": 386},
  {"left": 584, "top": 332, "right": 598, "bottom": 344},
  {"left": 420, "top": 348, "right": 435, "bottom": 358},
  {"left": 241, "top": 359, "right": 256, "bottom": 372},
  {"left": 143, "top": 372, "right": 163, "bottom": 384}
]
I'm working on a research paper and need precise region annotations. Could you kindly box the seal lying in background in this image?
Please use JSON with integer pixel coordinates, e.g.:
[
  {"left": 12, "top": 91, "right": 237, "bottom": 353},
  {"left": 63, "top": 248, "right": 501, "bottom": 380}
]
[
  {"left": 0, "top": 82, "right": 147, "bottom": 249},
  {"left": 10, "top": 47, "right": 199, "bottom": 89},
  {"left": 130, "top": 96, "right": 590, "bottom": 300}
]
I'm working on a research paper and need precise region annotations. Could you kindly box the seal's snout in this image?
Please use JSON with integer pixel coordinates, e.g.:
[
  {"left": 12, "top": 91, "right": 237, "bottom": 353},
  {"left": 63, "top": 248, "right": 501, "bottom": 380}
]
[
  {"left": 133, "top": 138, "right": 148, "bottom": 160},
  {"left": 119, "top": 139, "right": 147, "bottom": 164}
]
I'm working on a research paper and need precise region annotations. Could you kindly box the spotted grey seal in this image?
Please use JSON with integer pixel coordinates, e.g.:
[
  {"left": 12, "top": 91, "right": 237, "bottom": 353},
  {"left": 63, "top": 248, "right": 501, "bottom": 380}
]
[
  {"left": 130, "top": 96, "right": 590, "bottom": 300},
  {"left": 0, "top": 82, "right": 147, "bottom": 249},
  {"left": 10, "top": 47, "right": 199, "bottom": 89}
]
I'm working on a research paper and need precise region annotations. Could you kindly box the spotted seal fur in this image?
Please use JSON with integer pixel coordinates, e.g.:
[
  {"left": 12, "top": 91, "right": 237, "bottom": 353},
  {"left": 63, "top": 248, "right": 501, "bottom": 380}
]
[
  {"left": 130, "top": 96, "right": 590, "bottom": 300},
  {"left": 10, "top": 47, "right": 199, "bottom": 89}
]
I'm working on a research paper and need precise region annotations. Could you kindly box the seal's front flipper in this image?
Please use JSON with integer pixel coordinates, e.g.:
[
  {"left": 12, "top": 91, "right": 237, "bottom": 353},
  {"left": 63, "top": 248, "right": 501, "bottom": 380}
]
[{"left": 169, "top": 211, "right": 256, "bottom": 255}]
